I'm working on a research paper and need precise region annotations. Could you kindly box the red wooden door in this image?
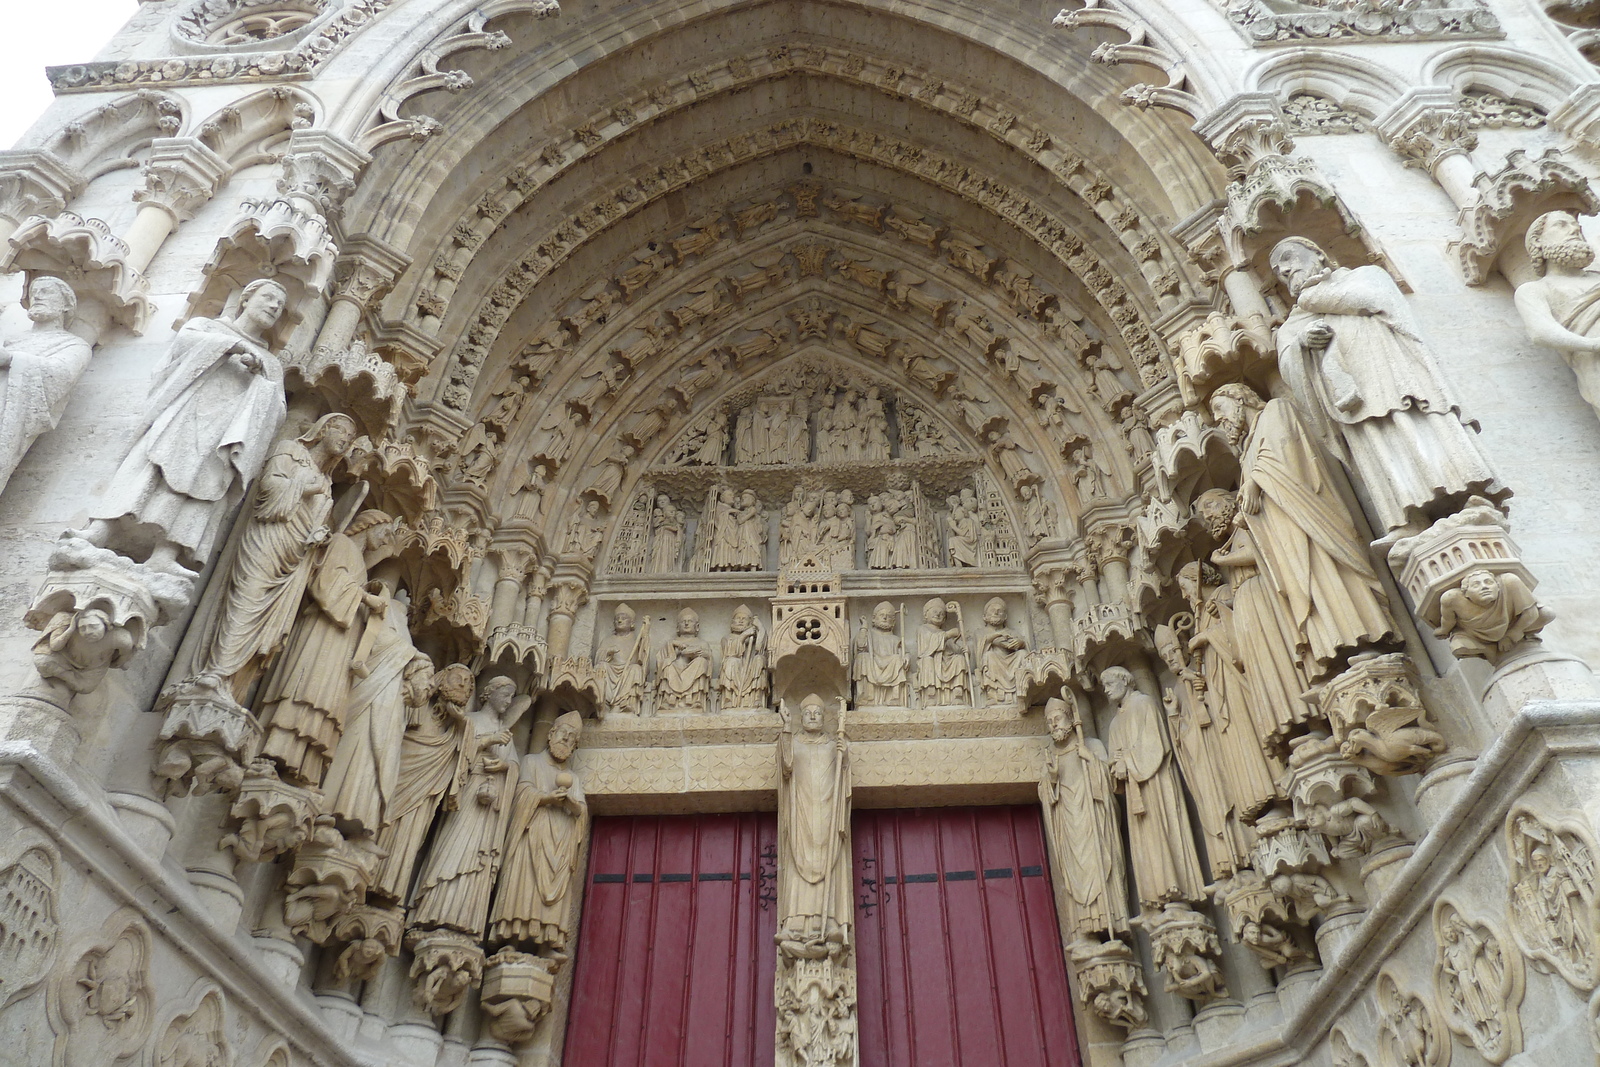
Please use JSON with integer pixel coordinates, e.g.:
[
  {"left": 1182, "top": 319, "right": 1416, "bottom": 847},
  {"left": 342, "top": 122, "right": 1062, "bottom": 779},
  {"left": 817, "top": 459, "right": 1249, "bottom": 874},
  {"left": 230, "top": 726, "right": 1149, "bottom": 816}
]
[
  {"left": 564, "top": 813, "right": 778, "bottom": 1067},
  {"left": 853, "top": 806, "right": 1082, "bottom": 1067}
]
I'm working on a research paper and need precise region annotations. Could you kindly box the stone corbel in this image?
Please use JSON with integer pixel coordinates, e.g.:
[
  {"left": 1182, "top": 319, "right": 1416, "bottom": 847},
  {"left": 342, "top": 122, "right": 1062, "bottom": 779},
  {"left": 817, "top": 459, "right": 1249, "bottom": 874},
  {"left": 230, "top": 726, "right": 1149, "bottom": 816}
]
[
  {"left": 331, "top": 903, "right": 406, "bottom": 983},
  {"left": 1211, "top": 868, "right": 1318, "bottom": 971},
  {"left": 1136, "top": 902, "right": 1228, "bottom": 1002},
  {"left": 480, "top": 949, "right": 559, "bottom": 1045},
  {"left": 283, "top": 819, "right": 386, "bottom": 944},
  {"left": 0, "top": 148, "right": 86, "bottom": 240},
  {"left": 1067, "top": 937, "right": 1149, "bottom": 1030},
  {"left": 2, "top": 212, "right": 152, "bottom": 336},
  {"left": 126, "top": 137, "right": 230, "bottom": 274},
  {"left": 219, "top": 759, "right": 321, "bottom": 863},
  {"left": 1375, "top": 89, "right": 1480, "bottom": 208},
  {"left": 408, "top": 928, "right": 486, "bottom": 1015},
  {"left": 1448, "top": 149, "right": 1600, "bottom": 285},
  {"left": 1305, "top": 652, "right": 1447, "bottom": 777},
  {"left": 1387, "top": 497, "right": 1553, "bottom": 666}
]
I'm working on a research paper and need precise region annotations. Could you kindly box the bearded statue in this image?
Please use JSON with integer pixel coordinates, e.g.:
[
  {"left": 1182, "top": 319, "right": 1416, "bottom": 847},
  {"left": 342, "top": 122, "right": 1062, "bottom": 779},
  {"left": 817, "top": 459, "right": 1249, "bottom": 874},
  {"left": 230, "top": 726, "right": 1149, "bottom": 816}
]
[{"left": 1514, "top": 211, "right": 1600, "bottom": 421}]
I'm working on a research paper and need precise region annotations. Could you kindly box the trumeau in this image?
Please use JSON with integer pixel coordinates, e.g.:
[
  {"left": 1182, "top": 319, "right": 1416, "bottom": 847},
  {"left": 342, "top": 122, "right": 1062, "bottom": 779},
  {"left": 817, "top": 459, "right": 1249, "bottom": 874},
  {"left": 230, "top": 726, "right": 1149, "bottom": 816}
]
[{"left": 4, "top": 0, "right": 1600, "bottom": 1065}]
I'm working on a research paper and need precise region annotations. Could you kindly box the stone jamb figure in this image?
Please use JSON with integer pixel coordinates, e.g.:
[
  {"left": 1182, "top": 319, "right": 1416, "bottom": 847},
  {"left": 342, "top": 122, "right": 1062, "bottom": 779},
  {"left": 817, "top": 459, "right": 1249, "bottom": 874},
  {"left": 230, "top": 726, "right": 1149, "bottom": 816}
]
[
  {"left": 1514, "top": 210, "right": 1600, "bottom": 421},
  {"left": 81, "top": 278, "right": 291, "bottom": 573},
  {"left": 0, "top": 275, "right": 93, "bottom": 498},
  {"left": 488, "top": 710, "right": 587, "bottom": 956},
  {"left": 1040, "top": 695, "right": 1128, "bottom": 939}
]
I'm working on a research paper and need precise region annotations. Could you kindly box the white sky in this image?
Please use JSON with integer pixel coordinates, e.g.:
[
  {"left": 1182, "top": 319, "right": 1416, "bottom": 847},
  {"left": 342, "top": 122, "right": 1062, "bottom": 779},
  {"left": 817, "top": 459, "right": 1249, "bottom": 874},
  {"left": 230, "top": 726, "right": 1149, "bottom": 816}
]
[{"left": 0, "top": 1, "right": 139, "bottom": 149}]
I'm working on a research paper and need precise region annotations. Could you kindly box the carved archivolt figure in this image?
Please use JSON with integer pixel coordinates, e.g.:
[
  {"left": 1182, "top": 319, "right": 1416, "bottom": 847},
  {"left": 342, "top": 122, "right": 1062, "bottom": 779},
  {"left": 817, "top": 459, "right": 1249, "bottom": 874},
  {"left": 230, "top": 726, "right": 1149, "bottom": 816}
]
[
  {"left": 83, "top": 279, "right": 290, "bottom": 572},
  {"left": 656, "top": 608, "right": 712, "bottom": 713},
  {"left": 489, "top": 711, "right": 587, "bottom": 953},
  {"left": 0, "top": 276, "right": 92, "bottom": 497},
  {"left": 1040, "top": 696, "right": 1128, "bottom": 938},
  {"left": 320, "top": 606, "right": 428, "bottom": 838},
  {"left": 1435, "top": 567, "right": 1552, "bottom": 662},
  {"left": 1102, "top": 667, "right": 1207, "bottom": 907},
  {"left": 254, "top": 508, "right": 392, "bottom": 786},
  {"left": 410, "top": 676, "right": 527, "bottom": 936},
  {"left": 719, "top": 604, "right": 768, "bottom": 710},
  {"left": 1514, "top": 211, "right": 1600, "bottom": 420},
  {"left": 1019, "top": 483, "right": 1057, "bottom": 543},
  {"left": 776, "top": 697, "right": 852, "bottom": 956},
  {"left": 853, "top": 601, "right": 907, "bottom": 706},
  {"left": 978, "top": 597, "right": 1026, "bottom": 706},
  {"left": 915, "top": 599, "right": 970, "bottom": 707},
  {"left": 563, "top": 498, "right": 606, "bottom": 562},
  {"left": 1195, "top": 488, "right": 1310, "bottom": 740},
  {"left": 1271, "top": 237, "right": 1504, "bottom": 532},
  {"left": 189, "top": 413, "right": 360, "bottom": 705},
  {"left": 596, "top": 603, "right": 650, "bottom": 717},
  {"left": 371, "top": 661, "right": 465, "bottom": 905},
  {"left": 1210, "top": 385, "right": 1394, "bottom": 679}
]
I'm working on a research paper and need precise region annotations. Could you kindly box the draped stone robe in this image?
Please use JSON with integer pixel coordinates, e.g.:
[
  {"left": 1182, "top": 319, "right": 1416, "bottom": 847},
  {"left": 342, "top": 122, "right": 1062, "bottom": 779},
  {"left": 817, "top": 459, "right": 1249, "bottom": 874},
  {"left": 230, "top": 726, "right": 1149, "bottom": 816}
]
[
  {"left": 778, "top": 730, "right": 853, "bottom": 938},
  {"left": 1040, "top": 735, "right": 1129, "bottom": 938},
  {"left": 1279, "top": 265, "right": 1505, "bottom": 531},
  {"left": 719, "top": 623, "right": 767, "bottom": 709},
  {"left": 91, "top": 314, "right": 286, "bottom": 567},
  {"left": 1189, "top": 581, "right": 1285, "bottom": 825},
  {"left": 1238, "top": 398, "right": 1395, "bottom": 680},
  {"left": 488, "top": 749, "right": 588, "bottom": 948},
  {"left": 320, "top": 603, "right": 415, "bottom": 836},
  {"left": 371, "top": 702, "right": 469, "bottom": 904},
  {"left": 1107, "top": 688, "right": 1207, "bottom": 907},
  {"left": 0, "top": 323, "right": 92, "bottom": 495}
]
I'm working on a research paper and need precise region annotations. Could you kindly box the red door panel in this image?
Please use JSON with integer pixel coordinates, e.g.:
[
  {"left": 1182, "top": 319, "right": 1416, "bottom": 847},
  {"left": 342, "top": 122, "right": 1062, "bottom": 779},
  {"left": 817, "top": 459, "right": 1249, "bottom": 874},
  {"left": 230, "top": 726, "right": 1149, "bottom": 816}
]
[
  {"left": 566, "top": 814, "right": 779, "bottom": 1067},
  {"left": 853, "top": 806, "right": 1081, "bottom": 1067}
]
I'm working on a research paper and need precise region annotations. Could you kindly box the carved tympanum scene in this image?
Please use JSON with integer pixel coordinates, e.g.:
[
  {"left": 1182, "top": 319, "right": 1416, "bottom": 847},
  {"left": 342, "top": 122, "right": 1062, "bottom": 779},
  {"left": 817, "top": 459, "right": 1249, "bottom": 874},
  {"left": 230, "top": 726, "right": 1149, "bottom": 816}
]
[{"left": 2, "top": 2, "right": 1600, "bottom": 1067}]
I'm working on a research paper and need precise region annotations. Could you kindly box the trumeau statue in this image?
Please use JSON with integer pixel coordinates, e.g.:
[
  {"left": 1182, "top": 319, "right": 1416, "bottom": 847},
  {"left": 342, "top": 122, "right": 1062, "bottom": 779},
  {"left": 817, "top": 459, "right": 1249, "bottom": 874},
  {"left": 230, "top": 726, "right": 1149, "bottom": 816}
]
[
  {"left": 185, "top": 413, "right": 361, "bottom": 705},
  {"left": 371, "top": 661, "right": 465, "bottom": 905},
  {"left": 409, "top": 676, "right": 528, "bottom": 935},
  {"left": 1515, "top": 211, "right": 1600, "bottom": 419},
  {"left": 83, "top": 279, "right": 290, "bottom": 572},
  {"left": 656, "top": 607, "right": 712, "bottom": 713},
  {"left": 489, "top": 711, "right": 587, "bottom": 953},
  {"left": 776, "top": 696, "right": 852, "bottom": 955},
  {"left": 1101, "top": 666, "right": 1207, "bottom": 907},
  {"left": 718, "top": 604, "right": 768, "bottom": 710},
  {"left": 1270, "top": 237, "right": 1504, "bottom": 532},
  {"left": 319, "top": 606, "right": 428, "bottom": 838},
  {"left": 0, "top": 276, "right": 93, "bottom": 497},
  {"left": 978, "top": 597, "right": 1026, "bottom": 706},
  {"left": 596, "top": 603, "right": 650, "bottom": 717},
  {"left": 254, "top": 508, "right": 393, "bottom": 787},
  {"left": 853, "top": 601, "right": 907, "bottom": 707},
  {"left": 1040, "top": 695, "right": 1129, "bottom": 938},
  {"left": 915, "top": 598, "right": 971, "bottom": 707},
  {"left": 1210, "top": 384, "right": 1395, "bottom": 680}
]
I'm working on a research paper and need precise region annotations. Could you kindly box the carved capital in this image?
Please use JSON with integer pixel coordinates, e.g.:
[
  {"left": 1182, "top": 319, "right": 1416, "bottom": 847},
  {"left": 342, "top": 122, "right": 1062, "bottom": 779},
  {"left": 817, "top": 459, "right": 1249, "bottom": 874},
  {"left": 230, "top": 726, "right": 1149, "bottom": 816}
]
[
  {"left": 331, "top": 233, "right": 411, "bottom": 309},
  {"left": 1067, "top": 938, "right": 1148, "bottom": 1030},
  {"left": 132, "top": 138, "right": 229, "bottom": 224},
  {"left": 221, "top": 760, "right": 320, "bottom": 863},
  {"left": 0, "top": 148, "right": 85, "bottom": 224},
  {"left": 277, "top": 129, "right": 371, "bottom": 220},
  {"left": 1084, "top": 520, "right": 1135, "bottom": 565},
  {"left": 1196, "top": 95, "right": 1295, "bottom": 181},
  {"left": 1138, "top": 902, "right": 1227, "bottom": 1003},
  {"left": 1377, "top": 90, "right": 1478, "bottom": 171},
  {"left": 481, "top": 949, "right": 558, "bottom": 1045}
]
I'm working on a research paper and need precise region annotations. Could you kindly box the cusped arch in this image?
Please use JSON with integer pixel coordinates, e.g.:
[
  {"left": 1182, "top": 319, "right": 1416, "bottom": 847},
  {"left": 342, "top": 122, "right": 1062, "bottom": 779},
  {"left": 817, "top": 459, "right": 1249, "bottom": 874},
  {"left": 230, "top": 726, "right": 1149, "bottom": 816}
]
[
  {"left": 194, "top": 86, "right": 319, "bottom": 167},
  {"left": 44, "top": 91, "right": 186, "bottom": 179},
  {"left": 1246, "top": 49, "right": 1410, "bottom": 118}
]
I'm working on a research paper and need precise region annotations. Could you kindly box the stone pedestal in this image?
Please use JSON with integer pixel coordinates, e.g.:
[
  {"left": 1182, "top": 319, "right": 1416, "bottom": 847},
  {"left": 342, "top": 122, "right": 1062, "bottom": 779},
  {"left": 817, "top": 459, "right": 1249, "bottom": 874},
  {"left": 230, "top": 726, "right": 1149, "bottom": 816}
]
[
  {"left": 0, "top": 692, "right": 80, "bottom": 765},
  {"left": 1480, "top": 649, "right": 1600, "bottom": 729},
  {"left": 1192, "top": 999, "right": 1246, "bottom": 1051},
  {"left": 1411, "top": 753, "right": 1476, "bottom": 827},
  {"left": 106, "top": 789, "right": 176, "bottom": 856},
  {"left": 1120, "top": 1030, "right": 1167, "bottom": 1067}
]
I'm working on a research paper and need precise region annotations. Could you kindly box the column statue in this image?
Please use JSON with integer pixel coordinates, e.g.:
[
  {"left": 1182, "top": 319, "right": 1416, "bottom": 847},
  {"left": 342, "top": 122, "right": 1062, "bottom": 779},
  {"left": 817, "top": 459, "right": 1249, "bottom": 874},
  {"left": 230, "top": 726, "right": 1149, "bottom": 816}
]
[
  {"left": 656, "top": 607, "right": 712, "bottom": 713},
  {"left": 184, "top": 412, "right": 360, "bottom": 705},
  {"left": 853, "top": 601, "right": 907, "bottom": 707},
  {"left": 319, "top": 602, "right": 428, "bottom": 838},
  {"left": 1101, "top": 666, "right": 1207, "bottom": 907},
  {"left": 1513, "top": 211, "right": 1600, "bottom": 420},
  {"left": 1269, "top": 237, "right": 1504, "bottom": 532},
  {"left": 1209, "top": 384, "right": 1395, "bottom": 680},
  {"left": 978, "top": 597, "right": 1027, "bottom": 706},
  {"left": 488, "top": 711, "right": 587, "bottom": 954},
  {"left": 409, "top": 676, "right": 528, "bottom": 935},
  {"left": 1154, "top": 622, "right": 1241, "bottom": 878},
  {"left": 82, "top": 279, "right": 290, "bottom": 572},
  {"left": 1194, "top": 488, "right": 1311, "bottom": 740},
  {"left": 253, "top": 508, "right": 392, "bottom": 786},
  {"left": 915, "top": 598, "right": 971, "bottom": 707},
  {"left": 0, "top": 276, "right": 93, "bottom": 496},
  {"left": 370, "top": 662, "right": 468, "bottom": 905},
  {"left": 1176, "top": 560, "right": 1284, "bottom": 824},
  {"left": 776, "top": 696, "right": 852, "bottom": 956},
  {"left": 718, "top": 604, "right": 768, "bottom": 710},
  {"left": 596, "top": 603, "right": 650, "bottom": 717},
  {"left": 1040, "top": 695, "right": 1129, "bottom": 938}
]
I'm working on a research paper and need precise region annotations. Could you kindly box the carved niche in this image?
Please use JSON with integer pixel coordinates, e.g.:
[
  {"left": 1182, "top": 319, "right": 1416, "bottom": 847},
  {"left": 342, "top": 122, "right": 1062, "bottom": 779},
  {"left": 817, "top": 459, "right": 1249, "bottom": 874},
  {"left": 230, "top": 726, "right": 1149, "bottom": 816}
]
[{"left": 1432, "top": 897, "right": 1524, "bottom": 1064}]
